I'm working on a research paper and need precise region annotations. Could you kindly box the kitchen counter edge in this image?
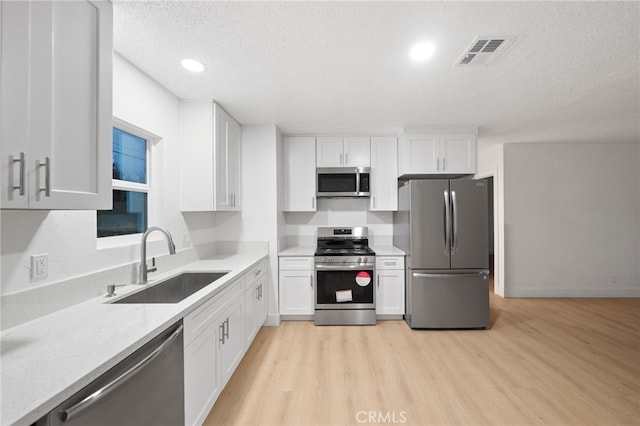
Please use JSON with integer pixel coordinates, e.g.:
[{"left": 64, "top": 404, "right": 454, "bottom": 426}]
[{"left": 0, "top": 250, "right": 268, "bottom": 426}]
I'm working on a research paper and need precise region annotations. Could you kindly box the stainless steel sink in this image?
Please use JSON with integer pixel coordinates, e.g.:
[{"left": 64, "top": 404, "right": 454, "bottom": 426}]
[{"left": 113, "top": 272, "right": 228, "bottom": 304}]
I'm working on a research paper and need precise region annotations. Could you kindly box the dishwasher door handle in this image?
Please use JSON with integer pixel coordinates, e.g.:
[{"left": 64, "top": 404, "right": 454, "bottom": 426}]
[{"left": 60, "top": 324, "right": 184, "bottom": 422}]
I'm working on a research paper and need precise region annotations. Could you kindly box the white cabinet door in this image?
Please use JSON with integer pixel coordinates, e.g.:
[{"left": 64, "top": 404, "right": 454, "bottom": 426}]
[
  {"left": 369, "top": 137, "right": 397, "bottom": 211},
  {"left": 376, "top": 256, "right": 405, "bottom": 316},
  {"left": 1, "top": 0, "right": 112, "bottom": 210},
  {"left": 376, "top": 269, "right": 405, "bottom": 315},
  {"left": 316, "top": 136, "right": 344, "bottom": 167},
  {"left": 255, "top": 276, "right": 267, "bottom": 328},
  {"left": 398, "top": 132, "right": 477, "bottom": 176},
  {"left": 180, "top": 101, "right": 242, "bottom": 211},
  {"left": 398, "top": 134, "right": 439, "bottom": 176},
  {"left": 244, "top": 285, "right": 257, "bottom": 349},
  {"left": 218, "top": 293, "right": 245, "bottom": 386},
  {"left": 316, "top": 136, "right": 371, "bottom": 167},
  {"left": 1, "top": 1, "right": 30, "bottom": 208},
  {"left": 440, "top": 133, "right": 476, "bottom": 174},
  {"left": 184, "top": 320, "right": 220, "bottom": 426},
  {"left": 343, "top": 137, "right": 371, "bottom": 167},
  {"left": 214, "top": 104, "right": 241, "bottom": 211},
  {"left": 283, "top": 136, "right": 316, "bottom": 212},
  {"left": 279, "top": 269, "right": 314, "bottom": 316}
]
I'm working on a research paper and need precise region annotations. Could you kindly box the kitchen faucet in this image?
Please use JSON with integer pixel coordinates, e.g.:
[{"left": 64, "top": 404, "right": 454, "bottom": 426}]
[{"left": 139, "top": 226, "right": 176, "bottom": 284}]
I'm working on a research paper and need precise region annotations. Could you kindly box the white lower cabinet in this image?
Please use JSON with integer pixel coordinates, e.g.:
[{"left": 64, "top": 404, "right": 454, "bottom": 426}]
[
  {"left": 244, "top": 260, "right": 268, "bottom": 347},
  {"left": 184, "top": 318, "right": 220, "bottom": 426},
  {"left": 183, "top": 257, "right": 269, "bottom": 426},
  {"left": 376, "top": 256, "right": 405, "bottom": 316},
  {"left": 219, "top": 292, "right": 245, "bottom": 385},
  {"left": 278, "top": 257, "right": 314, "bottom": 316}
]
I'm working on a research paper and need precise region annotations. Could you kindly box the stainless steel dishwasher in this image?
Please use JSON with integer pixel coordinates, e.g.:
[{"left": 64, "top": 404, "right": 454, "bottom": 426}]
[{"left": 36, "top": 321, "right": 184, "bottom": 426}]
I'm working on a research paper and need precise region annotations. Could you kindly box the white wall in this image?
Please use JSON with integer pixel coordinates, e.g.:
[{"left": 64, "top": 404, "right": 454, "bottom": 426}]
[
  {"left": 503, "top": 142, "right": 640, "bottom": 297},
  {"left": 0, "top": 54, "right": 214, "bottom": 298},
  {"left": 477, "top": 144, "right": 505, "bottom": 296},
  {"left": 284, "top": 201, "right": 394, "bottom": 247}
]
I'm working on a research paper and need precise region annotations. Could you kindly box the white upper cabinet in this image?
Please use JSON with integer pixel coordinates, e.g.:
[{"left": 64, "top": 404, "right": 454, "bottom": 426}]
[
  {"left": 369, "top": 136, "right": 398, "bottom": 211},
  {"left": 283, "top": 136, "right": 316, "bottom": 212},
  {"left": 398, "top": 130, "right": 477, "bottom": 176},
  {"left": 316, "top": 136, "right": 370, "bottom": 167},
  {"left": 180, "top": 101, "right": 242, "bottom": 212},
  {"left": 1, "top": 0, "right": 113, "bottom": 210}
]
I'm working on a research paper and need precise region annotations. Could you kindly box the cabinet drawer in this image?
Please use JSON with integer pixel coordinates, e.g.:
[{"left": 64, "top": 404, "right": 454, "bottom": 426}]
[
  {"left": 279, "top": 256, "right": 313, "bottom": 271},
  {"left": 245, "top": 259, "right": 267, "bottom": 291},
  {"left": 376, "top": 256, "right": 405, "bottom": 270},
  {"left": 184, "top": 280, "right": 243, "bottom": 346}
]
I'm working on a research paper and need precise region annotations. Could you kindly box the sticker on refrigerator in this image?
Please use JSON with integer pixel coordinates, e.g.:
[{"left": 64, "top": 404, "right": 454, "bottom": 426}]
[
  {"left": 336, "top": 289, "right": 353, "bottom": 302},
  {"left": 355, "top": 271, "right": 371, "bottom": 287}
]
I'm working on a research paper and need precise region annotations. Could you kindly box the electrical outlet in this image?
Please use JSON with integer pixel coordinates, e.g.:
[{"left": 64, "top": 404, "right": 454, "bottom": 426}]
[{"left": 31, "top": 254, "right": 49, "bottom": 279}]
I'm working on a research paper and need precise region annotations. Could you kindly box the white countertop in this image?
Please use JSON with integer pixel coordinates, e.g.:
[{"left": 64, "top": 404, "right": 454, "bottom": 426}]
[
  {"left": 0, "top": 250, "right": 267, "bottom": 426},
  {"left": 278, "top": 245, "right": 404, "bottom": 256},
  {"left": 370, "top": 245, "right": 405, "bottom": 256}
]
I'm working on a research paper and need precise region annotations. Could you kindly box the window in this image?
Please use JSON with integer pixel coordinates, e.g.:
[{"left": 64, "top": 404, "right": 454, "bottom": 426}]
[{"left": 97, "top": 120, "right": 157, "bottom": 238}]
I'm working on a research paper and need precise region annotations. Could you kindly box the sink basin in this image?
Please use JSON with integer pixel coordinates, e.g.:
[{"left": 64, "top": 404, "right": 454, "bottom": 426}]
[{"left": 113, "top": 272, "right": 228, "bottom": 304}]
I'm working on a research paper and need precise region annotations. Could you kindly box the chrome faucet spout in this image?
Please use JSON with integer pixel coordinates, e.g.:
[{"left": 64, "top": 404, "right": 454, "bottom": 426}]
[{"left": 139, "top": 226, "right": 176, "bottom": 284}]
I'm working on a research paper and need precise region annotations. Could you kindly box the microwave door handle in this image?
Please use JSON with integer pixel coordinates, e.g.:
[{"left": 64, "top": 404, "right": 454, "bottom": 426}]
[{"left": 355, "top": 168, "right": 360, "bottom": 194}]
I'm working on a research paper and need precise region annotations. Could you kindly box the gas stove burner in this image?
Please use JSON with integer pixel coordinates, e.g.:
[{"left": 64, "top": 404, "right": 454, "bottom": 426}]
[
  {"left": 314, "top": 226, "right": 375, "bottom": 257},
  {"left": 314, "top": 247, "right": 376, "bottom": 256}
]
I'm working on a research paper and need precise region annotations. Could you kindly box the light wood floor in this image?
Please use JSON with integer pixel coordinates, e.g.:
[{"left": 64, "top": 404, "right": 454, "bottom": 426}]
[{"left": 204, "top": 293, "right": 640, "bottom": 426}]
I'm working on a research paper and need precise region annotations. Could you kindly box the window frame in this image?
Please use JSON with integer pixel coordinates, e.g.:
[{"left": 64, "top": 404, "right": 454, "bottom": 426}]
[{"left": 97, "top": 117, "right": 161, "bottom": 244}]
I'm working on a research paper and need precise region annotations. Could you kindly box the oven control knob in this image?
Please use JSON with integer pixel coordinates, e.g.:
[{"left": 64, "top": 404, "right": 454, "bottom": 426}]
[{"left": 358, "top": 257, "right": 364, "bottom": 264}]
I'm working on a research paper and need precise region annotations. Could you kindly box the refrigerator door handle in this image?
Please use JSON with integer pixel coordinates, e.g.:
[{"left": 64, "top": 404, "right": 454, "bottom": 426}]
[
  {"left": 444, "top": 189, "right": 451, "bottom": 256},
  {"left": 451, "top": 190, "right": 458, "bottom": 254},
  {"left": 413, "top": 271, "right": 490, "bottom": 279}
]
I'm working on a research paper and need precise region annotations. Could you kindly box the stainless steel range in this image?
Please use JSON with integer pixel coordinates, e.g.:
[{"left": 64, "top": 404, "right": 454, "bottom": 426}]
[{"left": 314, "top": 227, "right": 376, "bottom": 325}]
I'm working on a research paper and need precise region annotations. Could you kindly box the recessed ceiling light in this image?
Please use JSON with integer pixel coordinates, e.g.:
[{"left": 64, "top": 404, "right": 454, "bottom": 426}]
[
  {"left": 181, "top": 58, "right": 205, "bottom": 73},
  {"left": 410, "top": 42, "right": 436, "bottom": 61}
]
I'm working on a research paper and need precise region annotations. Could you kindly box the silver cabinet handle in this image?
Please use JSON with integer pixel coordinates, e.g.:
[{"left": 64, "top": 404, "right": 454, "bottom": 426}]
[
  {"left": 37, "top": 157, "right": 51, "bottom": 197},
  {"left": 344, "top": 152, "right": 349, "bottom": 165},
  {"left": 222, "top": 318, "right": 229, "bottom": 341},
  {"left": 442, "top": 158, "right": 446, "bottom": 171},
  {"left": 451, "top": 190, "right": 458, "bottom": 254},
  {"left": 9, "top": 153, "right": 26, "bottom": 196},
  {"left": 60, "top": 324, "right": 183, "bottom": 422},
  {"left": 219, "top": 323, "right": 225, "bottom": 344},
  {"left": 372, "top": 196, "right": 376, "bottom": 209},
  {"left": 310, "top": 274, "right": 313, "bottom": 288},
  {"left": 437, "top": 158, "right": 440, "bottom": 171},
  {"left": 444, "top": 189, "right": 451, "bottom": 256},
  {"left": 339, "top": 152, "right": 343, "bottom": 165},
  {"left": 377, "top": 274, "right": 380, "bottom": 289}
]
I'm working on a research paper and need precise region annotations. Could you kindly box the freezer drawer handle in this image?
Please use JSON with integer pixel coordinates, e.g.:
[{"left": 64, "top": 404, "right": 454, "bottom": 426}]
[
  {"left": 412, "top": 271, "right": 490, "bottom": 279},
  {"left": 59, "top": 324, "right": 184, "bottom": 422}
]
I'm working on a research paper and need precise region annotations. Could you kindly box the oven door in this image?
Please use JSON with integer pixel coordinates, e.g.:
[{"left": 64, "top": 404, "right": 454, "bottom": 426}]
[{"left": 315, "top": 266, "right": 375, "bottom": 309}]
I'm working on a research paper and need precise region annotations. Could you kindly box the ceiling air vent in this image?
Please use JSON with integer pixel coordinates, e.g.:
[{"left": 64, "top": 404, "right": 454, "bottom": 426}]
[{"left": 456, "top": 36, "right": 517, "bottom": 66}]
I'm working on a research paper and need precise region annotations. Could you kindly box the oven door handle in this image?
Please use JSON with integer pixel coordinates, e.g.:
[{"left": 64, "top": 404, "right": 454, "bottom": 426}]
[{"left": 315, "top": 264, "right": 375, "bottom": 270}]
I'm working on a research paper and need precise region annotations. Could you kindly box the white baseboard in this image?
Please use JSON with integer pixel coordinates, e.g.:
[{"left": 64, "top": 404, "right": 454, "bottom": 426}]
[{"left": 505, "top": 287, "right": 640, "bottom": 298}]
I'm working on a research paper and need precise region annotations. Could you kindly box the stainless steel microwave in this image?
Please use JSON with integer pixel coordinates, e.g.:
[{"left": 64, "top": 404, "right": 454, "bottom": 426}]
[{"left": 316, "top": 167, "right": 371, "bottom": 198}]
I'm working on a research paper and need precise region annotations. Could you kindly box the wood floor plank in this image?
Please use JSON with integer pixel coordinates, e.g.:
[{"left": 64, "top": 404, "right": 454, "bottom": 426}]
[{"left": 204, "top": 294, "right": 640, "bottom": 426}]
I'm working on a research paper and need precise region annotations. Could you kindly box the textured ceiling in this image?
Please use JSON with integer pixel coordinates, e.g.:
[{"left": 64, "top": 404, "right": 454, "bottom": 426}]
[{"left": 113, "top": 1, "right": 640, "bottom": 146}]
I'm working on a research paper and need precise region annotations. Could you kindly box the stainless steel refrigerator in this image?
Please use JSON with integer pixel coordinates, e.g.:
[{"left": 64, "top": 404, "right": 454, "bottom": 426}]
[{"left": 394, "top": 179, "right": 490, "bottom": 329}]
